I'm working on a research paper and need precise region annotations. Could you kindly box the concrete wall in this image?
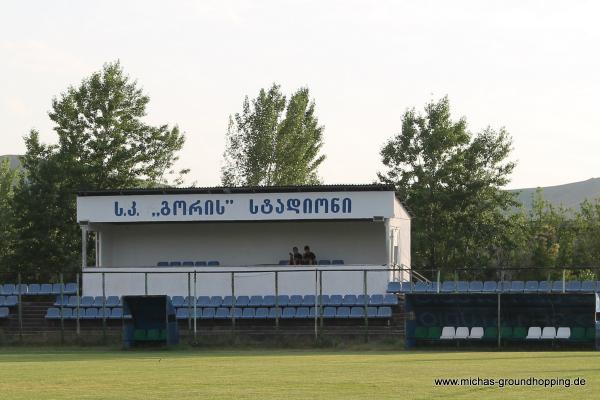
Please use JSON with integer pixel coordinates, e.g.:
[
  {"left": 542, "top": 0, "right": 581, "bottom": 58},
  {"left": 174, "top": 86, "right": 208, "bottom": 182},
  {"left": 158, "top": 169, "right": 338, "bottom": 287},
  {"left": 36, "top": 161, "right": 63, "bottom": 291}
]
[
  {"left": 82, "top": 265, "right": 390, "bottom": 297},
  {"left": 95, "top": 220, "right": 387, "bottom": 267}
]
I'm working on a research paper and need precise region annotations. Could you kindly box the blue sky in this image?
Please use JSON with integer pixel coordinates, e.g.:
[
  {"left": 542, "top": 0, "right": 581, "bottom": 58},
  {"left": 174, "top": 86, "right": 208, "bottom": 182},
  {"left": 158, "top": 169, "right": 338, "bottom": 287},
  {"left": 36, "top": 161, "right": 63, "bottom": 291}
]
[{"left": 1, "top": 1, "right": 598, "bottom": 189}]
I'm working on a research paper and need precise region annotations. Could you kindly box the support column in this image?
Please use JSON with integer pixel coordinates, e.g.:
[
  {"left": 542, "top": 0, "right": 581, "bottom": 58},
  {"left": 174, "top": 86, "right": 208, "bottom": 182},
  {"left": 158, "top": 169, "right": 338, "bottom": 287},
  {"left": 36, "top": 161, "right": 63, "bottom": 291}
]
[{"left": 80, "top": 224, "right": 88, "bottom": 270}]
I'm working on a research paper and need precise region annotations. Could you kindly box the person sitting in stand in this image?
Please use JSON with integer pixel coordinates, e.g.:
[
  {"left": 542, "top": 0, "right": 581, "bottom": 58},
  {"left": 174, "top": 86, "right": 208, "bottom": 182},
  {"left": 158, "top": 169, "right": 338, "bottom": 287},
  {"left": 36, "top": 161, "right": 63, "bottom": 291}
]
[
  {"left": 302, "top": 245, "right": 317, "bottom": 265},
  {"left": 289, "top": 246, "right": 303, "bottom": 265}
]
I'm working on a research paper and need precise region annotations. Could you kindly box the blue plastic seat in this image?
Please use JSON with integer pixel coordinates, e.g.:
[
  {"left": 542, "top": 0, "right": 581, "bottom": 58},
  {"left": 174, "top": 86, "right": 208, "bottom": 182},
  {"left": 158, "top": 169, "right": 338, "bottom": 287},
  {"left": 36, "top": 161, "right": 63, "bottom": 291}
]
[
  {"left": 4, "top": 296, "right": 17, "bottom": 307},
  {"left": 201, "top": 308, "right": 215, "bottom": 319},
  {"left": 71, "top": 308, "right": 84, "bottom": 319},
  {"left": 275, "top": 295, "right": 289, "bottom": 307},
  {"left": 551, "top": 281, "right": 565, "bottom": 293},
  {"left": 183, "top": 296, "right": 196, "bottom": 306},
  {"left": 386, "top": 282, "right": 401, "bottom": 293},
  {"left": 367, "top": 306, "right": 378, "bottom": 318},
  {"left": 28, "top": 284, "right": 40, "bottom": 295},
  {"left": 176, "top": 308, "right": 188, "bottom": 319},
  {"left": 182, "top": 261, "right": 194, "bottom": 267},
  {"left": 61, "top": 308, "right": 73, "bottom": 319},
  {"left": 169, "top": 261, "right": 182, "bottom": 267},
  {"left": 157, "top": 261, "right": 169, "bottom": 267},
  {"left": 96, "top": 308, "right": 110, "bottom": 319},
  {"left": 427, "top": 282, "right": 439, "bottom": 293},
  {"left": 171, "top": 296, "right": 185, "bottom": 308},
  {"left": 323, "top": 306, "right": 336, "bottom": 318},
  {"left": 509, "top": 281, "right": 525, "bottom": 293},
  {"left": 566, "top": 281, "right": 582, "bottom": 292},
  {"left": 356, "top": 295, "right": 370, "bottom": 306},
  {"left": 195, "top": 261, "right": 207, "bottom": 266},
  {"left": 414, "top": 282, "right": 430, "bottom": 293},
  {"left": 524, "top": 281, "right": 539, "bottom": 293},
  {"left": 282, "top": 307, "right": 296, "bottom": 319},
  {"left": 332, "top": 260, "right": 344, "bottom": 265},
  {"left": 497, "top": 281, "right": 511, "bottom": 292},
  {"left": 289, "top": 295, "right": 303, "bottom": 307},
  {"left": 342, "top": 295, "right": 357, "bottom": 306},
  {"left": 196, "top": 296, "right": 211, "bottom": 307},
  {"left": 318, "top": 260, "right": 331, "bottom": 265},
  {"left": 105, "top": 295, "right": 120, "bottom": 307},
  {"left": 336, "top": 307, "right": 350, "bottom": 318},
  {"left": 209, "top": 296, "right": 223, "bottom": 307},
  {"left": 278, "top": 260, "right": 289, "bottom": 265},
  {"left": 111, "top": 308, "right": 125, "bottom": 319},
  {"left": 207, "top": 261, "right": 220, "bottom": 266},
  {"left": 399, "top": 282, "right": 413, "bottom": 293},
  {"left": 241, "top": 308, "right": 255, "bottom": 319},
  {"left": 64, "top": 283, "right": 77, "bottom": 294},
  {"left": 255, "top": 308, "right": 269, "bottom": 319},
  {"left": 378, "top": 306, "right": 392, "bottom": 318},
  {"left": 318, "top": 295, "right": 330, "bottom": 306},
  {"left": 262, "top": 295, "right": 275, "bottom": 307},
  {"left": 581, "top": 281, "right": 596, "bottom": 292},
  {"left": 54, "top": 295, "right": 67, "bottom": 307},
  {"left": 308, "top": 307, "right": 318, "bottom": 318},
  {"left": 441, "top": 281, "right": 455, "bottom": 293},
  {"left": 537, "top": 281, "right": 551, "bottom": 292},
  {"left": 468, "top": 281, "right": 484, "bottom": 292},
  {"left": 0, "top": 296, "right": 4, "bottom": 306},
  {"left": 2, "top": 284, "right": 15, "bottom": 295},
  {"left": 93, "top": 296, "right": 105, "bottom": 307},
  {"left": 39, "top": 284, "right": 52, "bottom": 295},
  {"left": 296, "top": 307, "right": 310, "bottom": 318},
  {"left": 327, "top": 295, "right": 343, "bottom": 306},
  {"left": 302, "top": 295, "right": 316, "bottom": 306},
  {"left": 350, "top": 307, "right": 365, "bottom": 318},
  {"left": 482, "top": 281, "right": 497, "bottom": 292},
  {"left": 231, "top": 308, "right": 243, "bottom": 319},
  {"left": 456, "top": 281, "right": 469, "bottom": 292},
  {"left": 68, "top": 296, "right": 78, "bottom": 308},
  {"left": 215, "top": 307, "right": 229, "bottom": 319},
  {"left": 222, "top": 296, "right": 234, "bottom": 307},
  {"left": 83, "top": 308, "right": 98, "bottom": 319},
  {"left": 235, "top": 296, "right": 250, "bottom": 307},
  {"left": 45, "top": 307, "right": 60, "bottom": 319},
  {"left": 268, "top": 307, "right": 281, "bottom": 319},
  {"left": 370, "top": 294, "right": 384, "bottom": 306},
  {"left": 51, "top": 284, "right": 63, "bottom": 295},
  {"left": 383, "top": 294, "right": 398, "bottom": 306}
]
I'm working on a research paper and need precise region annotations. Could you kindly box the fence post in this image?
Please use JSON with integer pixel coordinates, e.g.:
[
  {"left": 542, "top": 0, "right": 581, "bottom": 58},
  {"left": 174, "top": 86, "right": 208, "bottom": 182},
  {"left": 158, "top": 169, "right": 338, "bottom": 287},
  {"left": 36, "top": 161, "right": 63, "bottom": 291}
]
[
  {"left": 187, "top": 272, "right": 191, "bottom": 331},
  {"left": 562, "top": 269, "right": 566, "bottom": 293},
  {"left": 363, "top": 269, "right": 368, "bottom": 342},
  {"left": 314, "top": 269, "right": 318, "bottom": 342},
  {"left": 17, "top": 273, "right": 23, "bottom": 344},
  {"left": 144, "top": 272, "right": 148, "bottom": 295},
  {"left": 59, "top": 273, "right": 64, "bottom": 345},
  {"left": 76, "top": 273, "right": 80, "bottom": 340},
  {"left": 102, "top": 272, "right": 106, "bottom": 344},
  {"left": 231, "top": 272, "right": 235, "bottom": 332},
  {"left": 497, "top": 293, "right": 501, "bottom": 349},
  {"left": 193, "top": 272, "right": 197, "bottom": 342},
  {"left": 275, "top": 271, "right": 279, "bottom": 330},
  {"left": 319, "top": 270, "right": 323, "bottom": 330},
  {"left": 437, "top": 269, "right": 441, "bottom": 294}
]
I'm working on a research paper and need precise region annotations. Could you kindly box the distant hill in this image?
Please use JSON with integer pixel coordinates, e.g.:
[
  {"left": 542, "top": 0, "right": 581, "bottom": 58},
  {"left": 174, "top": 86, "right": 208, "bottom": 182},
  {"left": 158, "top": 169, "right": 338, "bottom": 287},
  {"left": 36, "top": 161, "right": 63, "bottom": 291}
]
[
  {"left": 0, "top": 154, "right": 21, "bottom": 170},
  {"left": 510, "top": 178, "right": 600, "bottom": 212}
]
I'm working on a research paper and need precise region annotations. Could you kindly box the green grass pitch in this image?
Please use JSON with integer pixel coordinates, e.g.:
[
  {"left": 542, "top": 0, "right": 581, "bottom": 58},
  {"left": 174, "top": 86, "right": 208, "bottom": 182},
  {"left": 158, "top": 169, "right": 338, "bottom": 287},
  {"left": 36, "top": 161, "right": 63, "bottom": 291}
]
[{"left": 0, "top": 349, "right": 598, "bottom": 399}]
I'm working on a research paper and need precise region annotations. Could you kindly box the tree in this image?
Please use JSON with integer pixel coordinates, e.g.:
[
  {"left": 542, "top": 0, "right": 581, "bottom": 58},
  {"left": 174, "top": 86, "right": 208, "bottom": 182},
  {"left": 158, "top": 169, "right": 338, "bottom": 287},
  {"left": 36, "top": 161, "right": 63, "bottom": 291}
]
[
  {"left": 0, "top": 157, "right": 18, "bottom": 276},
  {"left": 9, "top": 61, "right": 187, "bottom": 281},
  {"left": 221, "top": 84, "right": 325, "bottom": 186},
  {"left": 378, "top": 97, "right": 518, "bottom": 274}
]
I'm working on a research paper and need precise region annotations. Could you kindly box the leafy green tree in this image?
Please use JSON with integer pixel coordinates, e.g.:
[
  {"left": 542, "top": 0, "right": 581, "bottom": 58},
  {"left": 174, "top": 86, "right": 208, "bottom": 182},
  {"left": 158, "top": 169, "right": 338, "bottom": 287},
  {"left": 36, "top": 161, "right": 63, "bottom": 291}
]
[
  {"left": 379, "top": 97, "right": 518, "bottom": 274},
  {"left": 222, "top": 84, "right": 325, "bottom": 186},
  {"left": 9, "top": 61, "right": 187, "bottom": 281},
  {"left": 0, "top": 158, "right": 18, "bottom": 276}
]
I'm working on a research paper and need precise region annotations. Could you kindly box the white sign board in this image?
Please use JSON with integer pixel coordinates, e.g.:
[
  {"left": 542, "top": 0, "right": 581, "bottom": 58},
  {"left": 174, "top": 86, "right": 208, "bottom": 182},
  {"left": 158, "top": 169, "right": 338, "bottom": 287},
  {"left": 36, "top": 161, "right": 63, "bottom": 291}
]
[{"left": 77, "top": 191, "right": 395, "bottom": 223}]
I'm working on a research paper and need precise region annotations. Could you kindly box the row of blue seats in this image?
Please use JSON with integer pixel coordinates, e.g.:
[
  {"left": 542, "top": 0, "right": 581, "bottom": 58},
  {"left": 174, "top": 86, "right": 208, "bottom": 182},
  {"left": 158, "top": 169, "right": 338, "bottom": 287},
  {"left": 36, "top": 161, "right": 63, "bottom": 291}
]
[
  {"left": 0, "top": 296, "right": 18, "bottom": 307},
  {"left": 54, "top": 296, "right": 121, "bottom": 308},
  {"left": 157, "top": 261, "right": 220, "bottom": 267},
  {"left": 45, "top": 307, "right": 130, "bottom": 320},
  {"left": 278, "top": 259, "right": 345, "bottom": 265},
  {"left": 171, "top": 294, "right": 398, "bottom": 308},
  {"left": 175, "top": 306, "right": 393, "bottom": 320},
  {"left": 387, "top": 280, "right": 600, "bottom": 294},
  {"left": 0, "top": 283, "right": 77, "bottom": 296}
]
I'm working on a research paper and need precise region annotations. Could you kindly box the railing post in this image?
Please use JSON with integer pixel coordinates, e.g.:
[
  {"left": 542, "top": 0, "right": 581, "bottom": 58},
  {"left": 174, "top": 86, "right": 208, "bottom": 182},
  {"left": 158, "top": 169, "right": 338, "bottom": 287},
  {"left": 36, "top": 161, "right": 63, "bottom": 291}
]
[
  {"left": 437, "top": 269, "right": 441, "bottom": 294},
  {"left": 562, "top": 269, "right": 566, "bottom": 293},
  {"left": 230, "top": 272, "right": 235, "bottom": 332},
  {"left": 187, "top": 272, "right": 191, "bottom": 331},
  {"left": 193, "top": 271, "right": 197, "bottom": 342},
  {"left": 144, "top": 272, "right": 148, "bottom": 295},
  {"left": 319, "top": 270, "right": 323, "bottom": 329},
  {"left": 17, "top": 273, "right": 23, "bottom": 344},
  {"left": 59, "top": 273, "right": 64, "bottom": 345},
  {"left": 363, "top": 269, "right": 369, "bottom": 342},
  {"left": 497, "top": 293, "right": 501, "bottom": 349},
  {"left": 76, "top": 273, "right": 81, "bottom": 340},
  {"left": 275, "top": 271, "right": 279, "bottom": 330},
  {"left": 314, "top": 269, "right": 318, "bottom": 342},
  {"left": 102, "top": 272, "right": 106, "bottom": 344}
]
